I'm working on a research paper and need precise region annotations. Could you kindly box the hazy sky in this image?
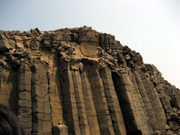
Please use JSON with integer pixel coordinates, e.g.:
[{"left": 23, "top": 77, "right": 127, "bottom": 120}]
[{"left": 0, "top": 0, "right": 180, "bottom": 88}]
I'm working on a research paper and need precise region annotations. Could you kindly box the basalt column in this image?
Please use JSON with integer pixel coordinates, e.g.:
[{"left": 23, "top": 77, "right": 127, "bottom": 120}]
[
  {"left": 71, "top": 70, "right": 91, "bottom": 135},
  {"left": 132, "top": 70, "right": 158, "bottom": 131},
  {"left": 31, "top": 61, "right": 52, "bottom": 135},
  {"left": 61, "top": 70, "right": 81, "bottom": 135},
  {"left": 100, "top": 67, "right": 126, "bottom": 135},
  {"left": 138, "top": 69, "right": 166, "bottom": 133},
  {"left": 48, "top": 55, "right": 64, "bottom": 126},
  {"left": 80, "top": 70, "right": 101, "bottom": 135},
  {"left": 130, "top": 69, "right": 153, "bottom": 134},
  {"left": 85, "top": 64, "right": 115, "bottom": 135},
  {"left": 112, "top": 68, "right": 139, "bottom": 133},
  {"left": 18, "top": 60, "right": 32, "bottom": 134}
]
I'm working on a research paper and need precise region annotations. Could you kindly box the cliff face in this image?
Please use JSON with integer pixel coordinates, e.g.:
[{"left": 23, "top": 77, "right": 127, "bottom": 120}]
[{"left": 0, "top": 26, "right": 179, "bottom": 135}]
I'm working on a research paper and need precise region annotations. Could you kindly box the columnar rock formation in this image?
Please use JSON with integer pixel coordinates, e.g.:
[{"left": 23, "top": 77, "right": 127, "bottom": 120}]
[{"left": 0, "top": 26, "right": 180, "bottom": 135}]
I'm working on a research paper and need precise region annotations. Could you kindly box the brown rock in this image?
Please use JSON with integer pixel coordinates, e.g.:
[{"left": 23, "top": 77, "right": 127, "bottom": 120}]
[
  {"left": 0, "top": 34, "right": 15, "bottom": 50},
  {"left": 153, "top": 130, "right": 162, "bottom": 135},
  {"left": 99, "top": 33, "right": 109, "bottom": 49},
  {"left": 79, "top": 30, "right": 97, "bottom": 43},
  {"left": 52, "top": 125, "right": 68, "bottom": 135},
  {"left": 80, "top": 42, "right": 97, "bottom": 57},
  {"left": 0, "top": 27, "right": 179, "bottom": 135}
]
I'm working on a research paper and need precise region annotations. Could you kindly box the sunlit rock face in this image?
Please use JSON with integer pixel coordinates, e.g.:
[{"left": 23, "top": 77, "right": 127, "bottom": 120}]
[{"left": 0, "top": 26, "right": 180, "bottom": 135}]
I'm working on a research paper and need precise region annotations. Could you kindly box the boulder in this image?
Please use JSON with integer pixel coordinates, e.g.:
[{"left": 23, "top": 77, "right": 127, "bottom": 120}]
[
  {"left": 80, "top": 42, "right": 97, "bottom": 57},
  {"left": 0, "top": 34, "right": 15, "bottom": 51}
]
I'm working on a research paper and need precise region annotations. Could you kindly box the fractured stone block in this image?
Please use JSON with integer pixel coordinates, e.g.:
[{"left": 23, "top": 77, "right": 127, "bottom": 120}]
[{"left": 52, "top": 125, "right": 68, "bottom": 135}]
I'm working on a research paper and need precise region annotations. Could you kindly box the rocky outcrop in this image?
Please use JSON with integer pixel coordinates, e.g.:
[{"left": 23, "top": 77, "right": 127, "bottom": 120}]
[{"left": 0, "top": 26, "right": 179, "bottom": 135}]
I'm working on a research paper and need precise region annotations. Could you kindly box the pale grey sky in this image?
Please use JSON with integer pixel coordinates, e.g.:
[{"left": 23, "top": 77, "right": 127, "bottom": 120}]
[{"left": 0, "top": 0, "right": 180, "bottom": 88}]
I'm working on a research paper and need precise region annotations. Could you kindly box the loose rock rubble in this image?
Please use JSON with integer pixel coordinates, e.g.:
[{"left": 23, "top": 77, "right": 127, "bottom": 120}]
[{"left": 0, "top": 26, "right": 179, "bottom": 135}]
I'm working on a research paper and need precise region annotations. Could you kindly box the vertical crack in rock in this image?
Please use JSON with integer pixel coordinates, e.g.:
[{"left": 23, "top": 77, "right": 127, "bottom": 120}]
[
  {"left": 100, "top": 67, "right": 126, "bottom": 135},
  {"left": 71, "top": 70, "right": 91, "bottom": 135},
  {"left": 48, "top": 55, "right": 64, "bottom": 127},
  {"left": 132, "top": 69, "right": 159, "bottom": 131},
  {"left": 130, "top": 69, "right": 153, "bottom": 134},
  {"left": 85, "top": 64, "right": 115, "bottom": 135},
  {"left": 112, "top": 70, "right": 139, "bottom": 133},
  {"left": 138, "top": 69, "right": 166, "bottom": 133},
  {"left": 61, "top": 70, "right": 81, "bottom": 135},
  {"left": 18, "top": 61, "right": 32, "bottom": 134},
  {"left": 80, "top": 70, "right": 101, "bottom": 135},
  {"left": 31, "top": 61, "right": 52, "bottom": 135}
]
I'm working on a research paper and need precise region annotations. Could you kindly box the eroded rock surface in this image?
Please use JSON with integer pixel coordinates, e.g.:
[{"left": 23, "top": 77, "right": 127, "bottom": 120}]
[{"left": 0, "top": 26, "right": 179, "bottom": 135}]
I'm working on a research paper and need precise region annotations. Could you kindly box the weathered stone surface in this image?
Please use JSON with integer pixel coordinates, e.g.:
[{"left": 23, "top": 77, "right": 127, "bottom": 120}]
[
  {"left": 99, "top": 33, "right": 109, "bottom": 49},
  {"left": 112, "top": 70, "right": 140, "bottom": 133},
  {"left": 0, "top": 26, "right": 179, "bottom": 135},
  {"left": 48, "top": 55, "right": 64, "bottom": 126},
  {"left": 138, "top": 67, "right": 167, "bottom": 133},
  {"left": 160, "top": 94, "right": 173, "bottom": 113},
  {"left": 52, "top": 125, "right": 68, "bottom": 135},
  {"left": 17, "top": 62, "right": 32, "bottom": 135},
  {"left": 100, "top": 67, "right": 127, "bottom": 135},
  {"left": 132, "top": 70, "right": 158, "bottom": 132},
  {"left": 0, "top": 65, "right": 18, "bottom": 114},
  {"left": 61, "top": 70, "right": 81, "bottom": 135},
  {"left": 128, "top": 70, "right": 153, "bottom": 134},
  {"left": 52, "top": 33, "right": 71, "bottom": 44},
  {"left": 72, "top": 70, "right": 91, "bottom": 135},
  {"left": 78, "top": 30, "right": 97, "bottom": 43},
  {"left": 81, "top": 71, "right": 101, "bottom": 135},
  {"left": 85, "top": 65, "right": 115, "bottom": 135},
  {"left": 0, "top": 34, "right": 15, "bottom": 51},
  {"left": 80, "top": 42, "right": 97, "bottom": 57}
]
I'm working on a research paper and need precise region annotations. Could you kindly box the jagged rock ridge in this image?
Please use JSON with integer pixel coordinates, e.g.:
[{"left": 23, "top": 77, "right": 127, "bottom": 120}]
[{"left": 0, "top": 26, "right": 180, "bottom": 135}]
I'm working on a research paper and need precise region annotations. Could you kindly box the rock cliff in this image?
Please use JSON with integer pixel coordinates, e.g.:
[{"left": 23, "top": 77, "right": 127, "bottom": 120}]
[{"left": 0, "top": 26, "right": 179, "bottom": 135}]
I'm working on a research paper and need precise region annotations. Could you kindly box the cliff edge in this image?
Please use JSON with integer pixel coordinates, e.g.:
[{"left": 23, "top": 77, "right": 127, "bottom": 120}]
[{"left": 0, "top": 26, "right": 179, "bottom": 135}]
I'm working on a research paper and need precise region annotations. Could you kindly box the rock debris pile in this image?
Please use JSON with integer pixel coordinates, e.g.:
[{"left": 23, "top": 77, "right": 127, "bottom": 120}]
[{"left": 0, "top": 26, "right": 180, "bottom": 135}]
